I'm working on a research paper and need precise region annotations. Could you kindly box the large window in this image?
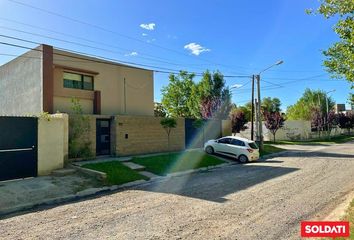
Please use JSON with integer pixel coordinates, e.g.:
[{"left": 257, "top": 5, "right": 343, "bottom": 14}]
[{"left": 63, "top": 72, "right": 94, "bottom": 90}]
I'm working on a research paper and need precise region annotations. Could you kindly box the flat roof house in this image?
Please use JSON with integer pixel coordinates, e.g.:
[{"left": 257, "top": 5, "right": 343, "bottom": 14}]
[
  {"left": 0, "top": 44, "right": 170, "bottom": 158},
  {"left": 0, "top": 44, "right": 154, "bottom": 116}
]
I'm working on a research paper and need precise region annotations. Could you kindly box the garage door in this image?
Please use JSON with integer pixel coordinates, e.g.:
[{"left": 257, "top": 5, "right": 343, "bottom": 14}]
[{"left": 0, "top": 116, "right": 38, "bottom": 181}]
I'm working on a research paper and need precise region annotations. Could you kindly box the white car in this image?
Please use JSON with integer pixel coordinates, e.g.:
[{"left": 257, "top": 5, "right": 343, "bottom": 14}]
[{"left": 204, "top": 136, "right": 260, "bottom": 163}]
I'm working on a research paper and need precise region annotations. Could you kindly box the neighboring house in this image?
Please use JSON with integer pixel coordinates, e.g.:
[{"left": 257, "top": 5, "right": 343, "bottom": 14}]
[
  {"left": 334, "top": 103, "right": 353, "bottom": 114},
  {"left": 334, "top": 104, "right": 346, "bottom": 114},
  {"left": 0, "top": 44, "right": 154, "bottom": 116},
  {"left": 0, "top": 44, "right": 157, "bottom": 157}
]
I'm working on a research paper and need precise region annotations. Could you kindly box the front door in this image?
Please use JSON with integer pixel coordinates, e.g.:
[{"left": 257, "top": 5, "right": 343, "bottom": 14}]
[{"left": 96, "top": 119, "right": 110, "bottom": 155}]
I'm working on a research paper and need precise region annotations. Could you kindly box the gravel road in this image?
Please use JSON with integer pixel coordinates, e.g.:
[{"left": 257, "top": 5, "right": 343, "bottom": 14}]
[{"left": 1, "top": 141, "right": 354, "bottom": 240}]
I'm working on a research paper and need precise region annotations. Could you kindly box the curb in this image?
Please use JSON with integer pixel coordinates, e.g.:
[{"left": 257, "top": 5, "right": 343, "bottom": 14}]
[
  {"left": 0, "top": 156, "right": 274, "bottom": 218},
  {"left": 0, "top": 179, "right": 148, "bottom": 218},
  {"left": 260, "top": 151, "right": 290, "bottom": 161}
]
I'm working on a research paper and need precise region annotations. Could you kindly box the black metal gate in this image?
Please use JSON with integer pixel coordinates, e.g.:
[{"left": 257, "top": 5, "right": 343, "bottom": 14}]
[
  {"left": 96, "top": 119, "right": 111, "bottom": 155},
  {"left": 0, "top": 116, "right": 38, "bottom": 181},
  {"left": 185, "top": 118, "right": 222, "bottom": 149}
]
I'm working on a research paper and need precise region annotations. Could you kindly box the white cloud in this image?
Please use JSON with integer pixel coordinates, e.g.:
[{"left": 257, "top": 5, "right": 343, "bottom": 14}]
[
  {"left": 142, "top": 33, "right": 148, "bottom": 36},
  {"left": 140, "top": 23, "right": 155, "bottom": 31},
  {"left": 184, "top": 42, "right": 210, "bottom": 56},
  {"left": 125, "top": 51, "right": 138, "bottom": 57}
]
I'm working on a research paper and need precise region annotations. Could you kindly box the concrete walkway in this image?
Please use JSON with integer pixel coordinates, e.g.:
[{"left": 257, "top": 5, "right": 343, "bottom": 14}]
[
  {"left": 73, "top": 155, "right": 160, "bottom": 179},
  {"left": 0, "top": 172, "right": 100, "bottom": 215},
  {"left": 0, "top": 150, "right": 238, "bottom": 216}
]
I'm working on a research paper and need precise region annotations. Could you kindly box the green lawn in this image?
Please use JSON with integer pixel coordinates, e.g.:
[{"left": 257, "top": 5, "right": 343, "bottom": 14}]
[
  {"left": 82, "top": 161, "right": 149, "bottom": 185},
  {"left": 266, "top": 135, "right": 354, "bottom": 145},
  {"left": 260, "top": 144, "right": 286, "bottom": 157},
  {"left": 131, "top": 150, "right": 226, "bottom": 176}
]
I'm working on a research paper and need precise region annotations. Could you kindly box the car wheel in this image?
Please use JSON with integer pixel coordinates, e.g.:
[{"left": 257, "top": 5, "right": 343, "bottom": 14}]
[
  {"left": 205, "top": 146, "right": 214, "bottom": 154},
  {"left": 238, "top": 154, "right": 249, "bottom": 163}
]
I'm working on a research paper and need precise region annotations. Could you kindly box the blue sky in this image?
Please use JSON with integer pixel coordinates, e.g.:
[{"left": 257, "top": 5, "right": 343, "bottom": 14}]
[{"left": 0, "top": 0, "right": 352, "bottom": 110}]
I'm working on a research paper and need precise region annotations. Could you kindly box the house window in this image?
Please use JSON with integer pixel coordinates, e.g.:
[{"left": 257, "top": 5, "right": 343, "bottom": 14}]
[{"left": 63, "top": 72, "right": 94, "bottom": 90}]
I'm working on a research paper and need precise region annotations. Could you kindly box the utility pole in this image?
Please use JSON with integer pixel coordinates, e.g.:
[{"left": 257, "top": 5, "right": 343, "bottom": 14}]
[
  {"left": 326, "top": 96, "right": 329, "bottom": 136},
  {"left": 124, "top": 77, "right": 127, "bottom": 114},
  {"left": 256, "top": 74, "right": 263, "bottom": 150},
  {"left": 325, "top": 89, "right": 336, "bottom": 138},
  {"left": 253, "top": 60, "right": 284, "bottom": 148},
  {"left": 255, "top": 98, "right": 258, "bottom": 141},
  {"left": 251, "top": 75, "right": 255, "bottom": 140}
]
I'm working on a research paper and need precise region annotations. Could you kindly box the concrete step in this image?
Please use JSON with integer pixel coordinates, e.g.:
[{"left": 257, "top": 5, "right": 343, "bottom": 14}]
[
  {"left": 52, "top": 168, "right": 76, "bottom": 177},
  {"left": 139, "top": 171, "right": 159, "bottom": 179},
  {"left": 122, "top": 162, "right": 146, "bottom": 171}
]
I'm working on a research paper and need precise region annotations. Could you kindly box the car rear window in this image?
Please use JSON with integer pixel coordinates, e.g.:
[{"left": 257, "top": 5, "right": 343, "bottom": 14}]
[{"left": 248, "top": 142, "right": 258, "bottom": 149}]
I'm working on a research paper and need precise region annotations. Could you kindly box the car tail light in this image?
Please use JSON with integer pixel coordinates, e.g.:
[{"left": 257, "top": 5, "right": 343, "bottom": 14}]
[{"left": 247, "top": 148, "right": 254, "bottom": 153}]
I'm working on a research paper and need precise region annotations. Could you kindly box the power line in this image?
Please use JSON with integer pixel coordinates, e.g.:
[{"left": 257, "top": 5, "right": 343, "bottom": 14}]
[
  {"left": 264, "top": 74, "right": 328, "bottom": 80},
  {"left": 0, "top": 7, "right": 331, "bottom": 74},
  {"left": 0, "top": 26, "right": 209, "bottom": 70},
  {"left": 0, "top": 17, "right": 185, "bottom": 64},
  {"left": 5, "top": 0, "right": 251, "bottom": 71},
  {"left": 0, "top": 40, "right": 180, "bottom": 73},
  {"left": 0, "top": 40, "right": 252, "bottom": 78},
  {"left": 0, "top": 22, "right": 218, "bottom": 71},
  {"left": 262, "top": 79, "right": 284, "bottom": 88}
]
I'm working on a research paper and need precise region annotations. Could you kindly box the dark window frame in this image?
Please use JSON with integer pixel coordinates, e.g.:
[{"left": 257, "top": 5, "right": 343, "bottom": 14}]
[{"left": 63, "top": 71, "right": 94, "bottom": 91}]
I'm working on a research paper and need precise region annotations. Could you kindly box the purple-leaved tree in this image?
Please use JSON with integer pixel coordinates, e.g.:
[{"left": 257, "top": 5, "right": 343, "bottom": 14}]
[
  {"left": 263, "top": 111, "right": 286, "bottom": 142},
  {"left": 337, "top": 112, "right": 354, "bottom": 134},
  {"left": 230, "top": 109, "right": 248, "bottom": 135},
  {"left": 311, "top": 107, "right": 324, "bottom": 138}
]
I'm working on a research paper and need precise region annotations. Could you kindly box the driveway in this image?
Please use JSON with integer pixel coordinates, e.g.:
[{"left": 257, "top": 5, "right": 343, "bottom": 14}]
[{"left": 1, "top": 142, "right": 354, "bottom": 239}]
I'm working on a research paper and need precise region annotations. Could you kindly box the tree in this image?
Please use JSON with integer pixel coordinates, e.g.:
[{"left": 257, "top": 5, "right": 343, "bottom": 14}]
[
  {"left": 161, "top": 71, "right": 196, "bottom": 118},
  {"left": 349, "top": 93, "right": 354, "bottom": 108},
  {"left": 311, "top": 107, "right": 325, "bottom": 138},
  {"left": 160, "top": 117, "right": 177, "bottom": 156},
  {"left": 326, "top": 110, "right": 338, "bottom": 137},
  {"left": 337, "top": 112, "right": 354, "bottom": 134},
  {"left": 154, "top": 102, "right": 167, "bottom": 117},
  {"left": 308, "top": 0, "right": 354, "bottom": 84},
  {"left": 198, "top": 71, "right": 232, "bottom": 119},
  {"left": 236, "top": 102, "right": 252, "bottom": 122},
  {"left": 230, "top": 109, "right": 248, "bottom": 135},
  {"left": 287, "top": 88, "right": 335, "bottom": 120},
  {"left": 161, "top": 70, "right": 232, "bottom": 119},
  {"left": 263, "top": 111, "right": 285, "bottom": 142},
  {"left": 69, "top": 98, "right": 93, "bottom": 159},
  {"left": 261, "top": 97, "right": 281, "bottom": 113}
]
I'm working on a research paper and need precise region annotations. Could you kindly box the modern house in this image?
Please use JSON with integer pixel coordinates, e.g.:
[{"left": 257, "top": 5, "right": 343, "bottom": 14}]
[
  {"left": 0, "top": 44, "right": 183, "bottom": 159},
  {"left": 0, "top": 44, "right": 154, "bottom": 116}
]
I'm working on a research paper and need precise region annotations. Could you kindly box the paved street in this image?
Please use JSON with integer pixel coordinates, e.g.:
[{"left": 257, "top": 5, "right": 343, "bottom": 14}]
[{"left": 1, "top": 142, "right": 354, "bottom": 240}]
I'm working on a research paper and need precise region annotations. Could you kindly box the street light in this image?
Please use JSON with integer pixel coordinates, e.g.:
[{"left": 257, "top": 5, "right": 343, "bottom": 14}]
[
  {"left": 258, "top": 60, "right": 284, "bottom": 75},
  {"left": 255, "top": 60, "right": 284, "bottom": 149},
  {"left": 325, "top": 89, "right": 336, "bottom": 138},
  {"left": 230, "top": 84, "right": 243, "bottom": 90}
]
